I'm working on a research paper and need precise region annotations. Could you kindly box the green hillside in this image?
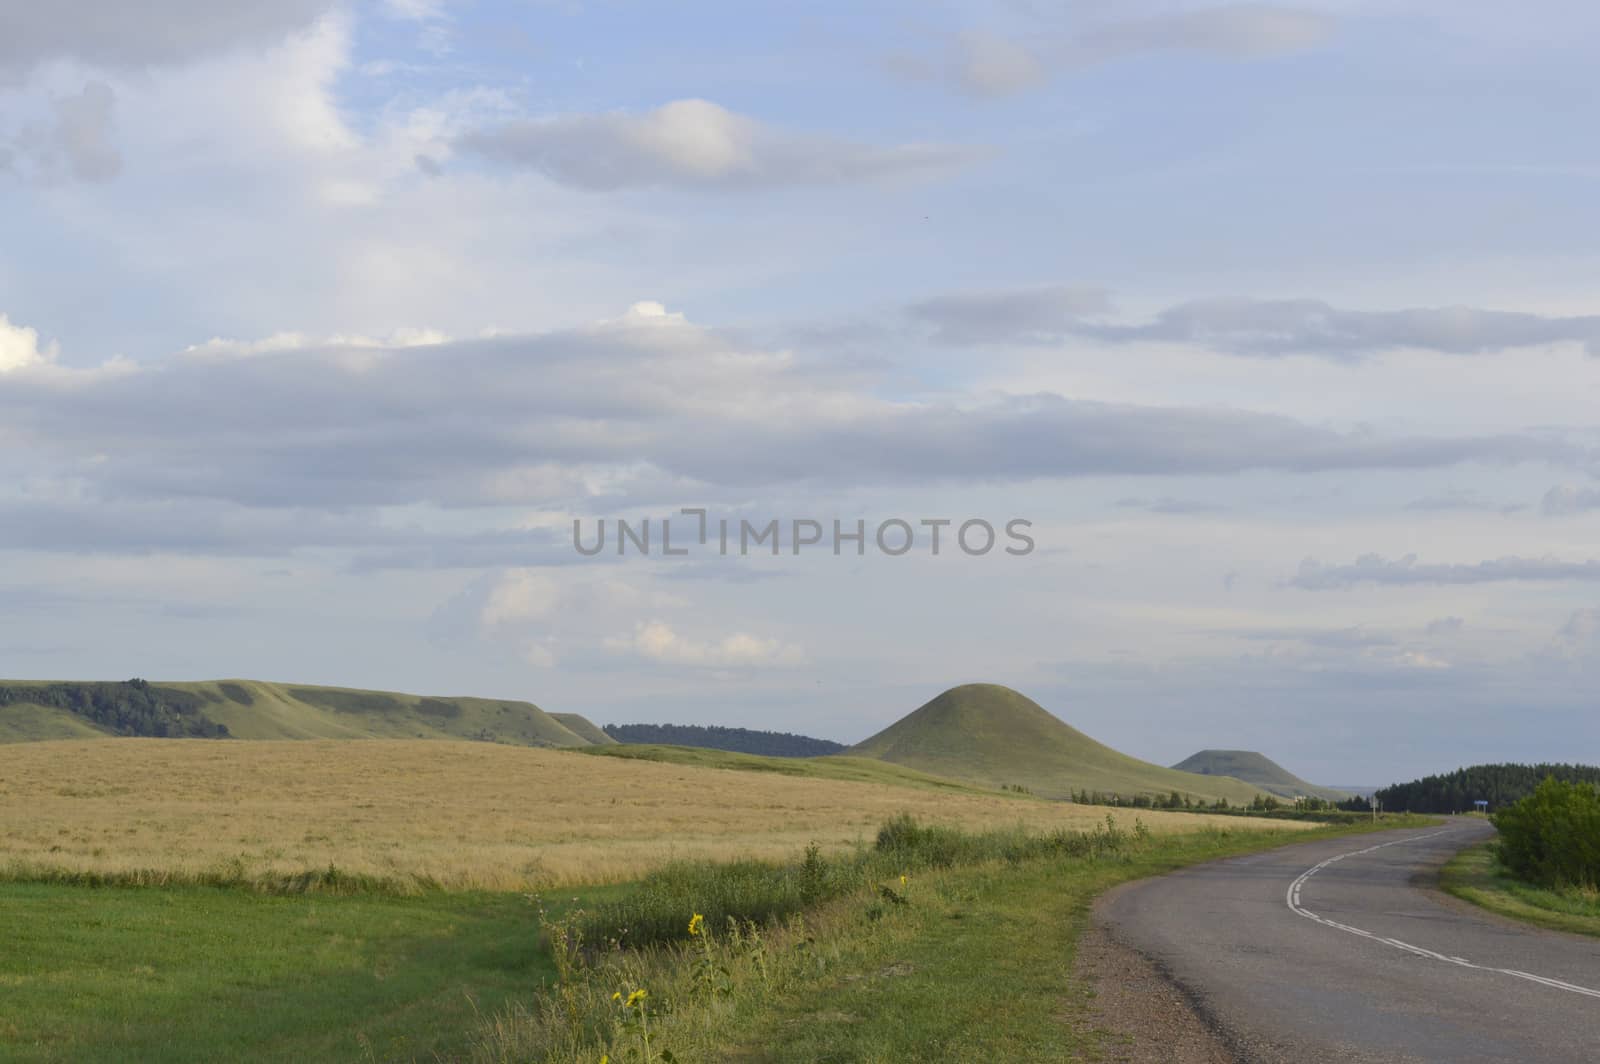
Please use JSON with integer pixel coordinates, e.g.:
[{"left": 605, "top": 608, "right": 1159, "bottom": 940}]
[
  {"left": 847, "top": 684, "right": 1267, "bottom": 804},
  {"left": 1171, "top": 749, "right": 1352, "bottom": 803},
  {"left": 0, "top": 679, "right": 608, "bottom": 748},
  {"left": 577, "top": 743, "right": 994, "bottom": 794},
  {"left": 550, "top": 713, "right": 618, "bottom": 746}
]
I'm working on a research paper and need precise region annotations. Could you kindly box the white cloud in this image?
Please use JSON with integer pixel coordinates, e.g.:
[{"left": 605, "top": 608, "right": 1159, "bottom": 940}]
[
  {"left": 480, "top": 568, "right": 561, "bottom": 627},
  {"left": 456, "top": 98, "right": 980, "bottom": 190},
  {"left": 0, "top": 313, "right": 57, "bottom": 372},
  {"left": 610, "top": 620, "right": 804, "bottom": 668}
]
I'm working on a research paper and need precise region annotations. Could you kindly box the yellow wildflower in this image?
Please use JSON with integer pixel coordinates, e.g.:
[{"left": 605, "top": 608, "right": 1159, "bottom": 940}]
[
  {"left": 900, "top": 874, "right": 907, "bottom": 887},
  {"left": 625, "top": 988, "right": 648, "bottom": 1008},
  {"left": 688, "top": 913, "right": 705, "bottom": 937},
  {"left": 611, "top": 992, "right": 621, "bottom": 1002}
]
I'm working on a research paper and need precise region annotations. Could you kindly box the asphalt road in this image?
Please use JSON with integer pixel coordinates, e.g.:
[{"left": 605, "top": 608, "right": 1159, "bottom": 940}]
[{"left": 1099, "top": 818, "right": 1600, "bottom": 1063}]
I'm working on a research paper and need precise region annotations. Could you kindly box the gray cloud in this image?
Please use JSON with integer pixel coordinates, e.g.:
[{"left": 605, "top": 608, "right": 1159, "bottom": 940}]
[
  {"left": 6, "top": 81, "right": 121, "bottom": 182},
  {"left": 0, "top": 315, "right": 1579, "bottom": 560},
  {"left": 1541, "top": 483, "right": 1600, "bottom": 516},
  {"left": 1114, "top": 496, "right": 1228, "bottom": 515},
  {"left": 910, "top": 287, "right": 1600, "bottom": 359},
  {"left": 908, "top": 285, "right": 1110, "bottom": 345},
  {"left": 900, "top": 5, "right": 1332, "bottom": 99},
  {"left": 456, "top": 98, "right": 980, "bottom": 190},
  {"left": 0, "top": 0, "right": 333, "bottom": 78},
  {"left": 1291, "top": 553, "right": 1600, "bottom": 590},
  {"left": 1405, "top": 488, "right": 1523, "bottom": 514}
]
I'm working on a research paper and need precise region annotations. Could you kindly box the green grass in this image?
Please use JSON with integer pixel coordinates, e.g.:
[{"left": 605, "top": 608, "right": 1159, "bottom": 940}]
[
  {"left": 1170, "top": 748, "right": 1352, "bottom": 802},
  {"left": 721, "top": 819, "right": 1423, "bottom": 1061},
  {"left": 0, "top": 678, "right": 610, "bottom": 749},
  {"left": 479, "top": 815, "right": 1432, "bottom": 1062},
  {"left": 1441, "top": 842, "right": 1600, "bottom": 938},
  {"left": 0, "top": 882, "right": 625, "bottom": 1063},
  {"left": 847, "top": 683, "right": 1268, "bottom": 804},
  {"left": 576, "top": 743, "right": 997, "bottom": 793}
]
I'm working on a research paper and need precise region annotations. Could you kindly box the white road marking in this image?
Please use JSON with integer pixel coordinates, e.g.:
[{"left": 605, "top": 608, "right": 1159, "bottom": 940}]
[{"left": 1285, "top": 829, "right": 1600, "bottom": 1000}]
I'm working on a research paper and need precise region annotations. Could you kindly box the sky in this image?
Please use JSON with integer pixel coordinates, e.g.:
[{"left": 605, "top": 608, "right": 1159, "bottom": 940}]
[{"left": 3, "top": 0, "right": 1599, "bottom": 785}]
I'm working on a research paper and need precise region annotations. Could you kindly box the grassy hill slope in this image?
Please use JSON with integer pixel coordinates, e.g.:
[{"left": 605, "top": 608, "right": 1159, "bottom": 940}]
[
  {"left": 578, "top": 743, "right": 993, "bottom": 793},
  {"left": 847, "top": 684, "right": 1267, "bottom": 804},
  {"left": 1171, "top": 749, "right": 1352, "bottom": 802},
  {"left": 0, "top": 679, "right": 608, "bottom": 748},
  {"left": 550, "top": 713, "right": 618, "bottom": 746}
]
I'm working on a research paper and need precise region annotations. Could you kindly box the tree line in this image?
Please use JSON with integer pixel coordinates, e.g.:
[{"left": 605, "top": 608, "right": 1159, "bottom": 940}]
[
  {"left": 603, "top": 722, "right": 846, "bottom": 758},
  {"left": 1367, "top": 763, "right": 1600, "bottom": 814},
  {"left": 0, "top": 679, "right": 229, "bottom": 738}
]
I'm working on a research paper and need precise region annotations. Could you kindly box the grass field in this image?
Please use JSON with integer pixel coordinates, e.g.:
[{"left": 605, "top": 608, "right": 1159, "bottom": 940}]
[
  {"left": 1441, "top": 842, "right": 1600, "bottom": 938},
  {"left": 848, "top": 684, "right": 1269, "bottom": 803},
  {"left": 0, "top": 739, "right": 1309, "bottom": 893},
  {"left": 0, "top": 883, "right": 627, "bottom": 1063}
]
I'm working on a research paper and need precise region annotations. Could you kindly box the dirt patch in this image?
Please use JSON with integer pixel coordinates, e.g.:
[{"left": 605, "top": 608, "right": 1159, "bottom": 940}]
[{"left": 1071, "top": 920, "right": 1237, "bottom": 1063}]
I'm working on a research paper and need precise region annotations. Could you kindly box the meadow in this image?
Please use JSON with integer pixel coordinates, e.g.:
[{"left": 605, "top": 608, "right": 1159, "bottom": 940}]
[{"left": 0, "top": 739, "right": 1307, "bottom": 892}]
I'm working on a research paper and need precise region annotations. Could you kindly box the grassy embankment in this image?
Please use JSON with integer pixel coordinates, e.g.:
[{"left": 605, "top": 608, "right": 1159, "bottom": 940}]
[
  {"left": 1441, "top": 842, "right": 1600, "bottom": 938},
  {"left": 476, "top": 813, "right": 1435, "bottom": 1063}
]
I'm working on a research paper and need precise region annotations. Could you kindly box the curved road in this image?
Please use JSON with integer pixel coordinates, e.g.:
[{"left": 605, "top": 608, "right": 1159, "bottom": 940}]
[{"left": 1099, "top": 818, "right": 1600, "bottom": 1062}]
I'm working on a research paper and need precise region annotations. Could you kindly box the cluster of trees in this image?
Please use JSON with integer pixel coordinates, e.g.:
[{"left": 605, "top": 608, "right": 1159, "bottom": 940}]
[
  {"left": 0, "top": 679, "right": 229, "bottom": 738},
  {"left": 1371, "top": 763, "right": 1600, "bottom": 813},
  {"left": 1494, "top": 777, "right": 1600, "bottom": 890},
  {"left": 603, "top": 722, "right": 846, "bottom": 758}
]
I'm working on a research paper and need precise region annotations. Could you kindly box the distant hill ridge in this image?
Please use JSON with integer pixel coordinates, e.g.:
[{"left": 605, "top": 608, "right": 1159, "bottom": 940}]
[
  {"left": 1171, "top": 749, "right": 1352, "bottom": 802},
  {"left": 0, "top": 678, "right": 609, "bottom": 749},
  {"left": 604, "top": 722, "right": 845, "bottom": 758},
  {"left": 848, "top": 683, "right": 1267, "bottom": 803}
]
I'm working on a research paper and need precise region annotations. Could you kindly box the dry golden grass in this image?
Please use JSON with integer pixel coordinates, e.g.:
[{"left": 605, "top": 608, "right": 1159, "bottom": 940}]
[{"left": 0, "top": 739, "right": 1312, "bottom": 891}]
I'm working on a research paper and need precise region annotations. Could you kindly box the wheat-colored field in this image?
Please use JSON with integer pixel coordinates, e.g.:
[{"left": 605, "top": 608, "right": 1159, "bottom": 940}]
[{"left": 0, "top": 739, "right": 1311, "bottom": 890}]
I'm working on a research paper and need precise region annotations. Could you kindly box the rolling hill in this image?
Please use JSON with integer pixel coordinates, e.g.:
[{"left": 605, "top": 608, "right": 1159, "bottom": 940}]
[
  {"left": 847, "top": 684, "right": 1268, "bottom": 804},
  {"left": 1171, "top": 750, "right": 1352, "bottom": 803},
  {"left": 0, "top": 678, "right": 608, "bottom": 748}
]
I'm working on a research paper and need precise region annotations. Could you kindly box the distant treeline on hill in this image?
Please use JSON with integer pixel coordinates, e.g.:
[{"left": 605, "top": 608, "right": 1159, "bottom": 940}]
[
  {"left": 603, "top": 723, "right": 846, "bottom": 758},
  {"left": 0, "top": 680, "right": 229, "bottom": 738},
  {"left": 1371, "top": 763, "right": 1600, "bottom": 813}
]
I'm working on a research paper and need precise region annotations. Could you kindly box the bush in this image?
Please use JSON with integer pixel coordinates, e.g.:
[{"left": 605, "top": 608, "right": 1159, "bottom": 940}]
[{"left": 1493, "top": 776, "right": 1600, "bottom": 890}]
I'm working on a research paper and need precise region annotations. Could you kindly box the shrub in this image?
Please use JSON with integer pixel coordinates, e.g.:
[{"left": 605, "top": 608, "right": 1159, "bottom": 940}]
[{"left": 1493, "top": 776, "right": 1600, "bottom": 890}]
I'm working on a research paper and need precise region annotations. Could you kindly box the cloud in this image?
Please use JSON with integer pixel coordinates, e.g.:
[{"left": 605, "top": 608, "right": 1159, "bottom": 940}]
[
  {"left": 455, "top": 98, "right": 979, "bottom": 190},
  {"left": 0, "top": 313, "right": 57, "bottom": 372},
  {"left": 0, "top": 0, "right": 335, "bottom": 78},
  {"left": 908, "top": 285, "right": 1110, "bottom": 345},
  {"left": 3, "top": 81, "right": 121, "bottom": 183},
  {"left": 1405, "top": 488, "right": 1522, "bottom": 514},
  {"left": 900, "top": 5, "right": 1332, "bottom": 99},
  {"left": 907, "top": 287, "right": 1600, "bottom": 359},
  {"left": 950, "top": 31, "right": 1049, "bottom": 97},
  {"left": 608, "top": 620, "right": 804, "bottom": 668},
  {"left": 1541, "top": 484, "right": 1600, "bottom": 516},
  {"left": 1080, "top": 5, "right": 1332, "bottom": 61},
  {"left": 1291, "top": 553, "right": 1600, "bottom": 590},
  {"left": 1425, "top": 616, "right": 1465, "bottom": 637},
  {"left": 0, "top": 309, "right": 1578, "bottom": 540},
  {"left": 910, "top": 288, "right": 1600, "bottom": 359},
  {"left": 1114, "top": 496, "right": 1227, "bottom": 515}
]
